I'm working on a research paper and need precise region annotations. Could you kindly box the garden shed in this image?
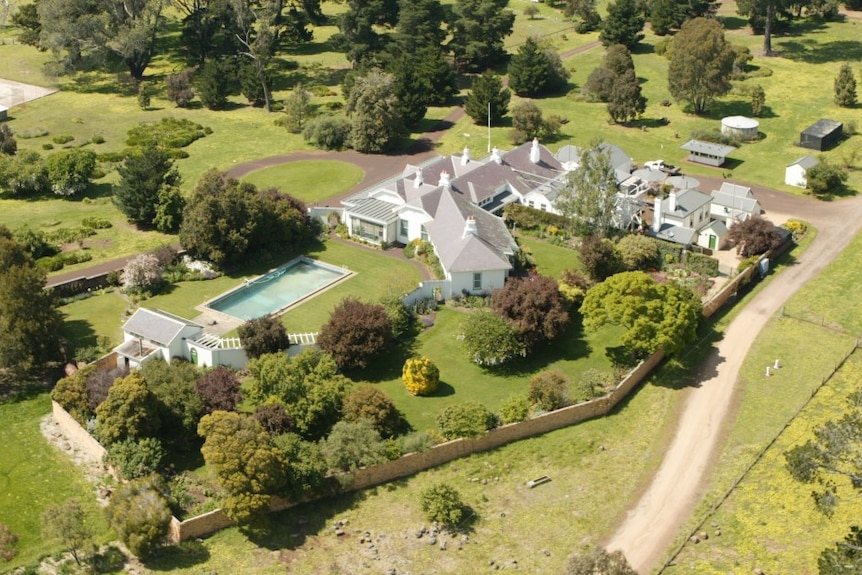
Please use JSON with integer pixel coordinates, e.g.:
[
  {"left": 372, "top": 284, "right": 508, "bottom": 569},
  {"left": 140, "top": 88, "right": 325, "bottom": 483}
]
[
  {"left": 721, "top": 116, "right": 759, "bottom": 140},
  {"left": 785, "top": 155, "right": 818, "bottom": 188},
  {"left": 681, "top": 140, "right": 736, "bottom": 167},
  {"left": 800, "top": 119, "right": 842, "bottom": 151}
]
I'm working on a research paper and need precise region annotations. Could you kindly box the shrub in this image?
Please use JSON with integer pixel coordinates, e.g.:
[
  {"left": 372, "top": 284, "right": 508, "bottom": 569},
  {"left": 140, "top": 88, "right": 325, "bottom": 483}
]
[
  {"left": 491, "top": 274, "right": 570, "bottom": 352},
  {"left": 402, "top": 356, "right": 440, "bottom": 396},
  {"left": 42, "top": 143, "right": 53, "bottom": 150},
  {"left": 126, "top": 118, "right": 209, "bottom": 150},
  {"left": 238, "top": 315, "right": 291, "bottom": 359},
  {"left": 318, "top": 297, "right": 393, "bottom": 370},
  {"left": 321, "top": 419, "right": 388, "bottom": 472},
  {"left": 196, "top": 367, "right": 242, "bottom": 414},
  {"left": 528, "top": 370, "right": 571, "bottom": 411},
  {"left": 166, "top": 68, "right": 195, "bottom": 107},
  {"left": 302, "top": 116, "right": 352, "bottom": 150},
  {"left": 436, "top": 401, "right": 497, "bottom": 439},
  {"left": 420, "top": 483, "right": 465, "bottom": 529},
  {"left": 44, "top": 148, "right": 97, "bottom": 196},
  {"left": 504, "top": 202, "right": 570, "bottom": 232},
  {"left": 573, "top": 368, "right": 614, "bottom": 402},
  {"left": 52, "top": 135, "right": 74, "bottom": 144},
  {"left": 727, "top": 216, "right": 784, "bottom": 257},
  {"left": 105, "top": 476, "right": 172, "bottom": 558},
  {"left": 106, "top": 437, "right": 166, "bottom": 480},
  {"left": 459, "top": 310, "right": 526, "bottom": 367},
  {"left": 499, "top": 395, "right": 530, "bottom": 424},
  {"left": 253, "top": 402, "right": 294, "bottom": 434},
  {"left": 121, "top": 253, "right": 164, "bottom": 294},
  {"left": 579, "top": 235, "right": 621, "bottom": 281},
  {"left": 81, "top": 216, "right": 112, "bottom": 229},
  {"left": 690, "top": 129, "right": 741, "bottom": 148},
  {"left": 783, "top": 219, "right": 808, "bottom": 239},
  {"left": 0, "top": 523, "right": 18, "bottom": 562},
  {"left": 342, "top": 384, "right": 406, "bottom": 438},
  {"left": 617, "top": 234, "right": 660, "bottom": 271},
  {"left": 400, "top": 431, "right": 435, "bottom": 454},
  {"left": 683, "top": 252, "right": 719, "bottom": 277},
  {"left": 85, "top": 365, "right": 129, "bottom": 412},
  {"left": 559, "top": 268, "right": 591, "bottom": 308},
  {"left": 91, "top": 135, "right": 106, "bottom": 144}
]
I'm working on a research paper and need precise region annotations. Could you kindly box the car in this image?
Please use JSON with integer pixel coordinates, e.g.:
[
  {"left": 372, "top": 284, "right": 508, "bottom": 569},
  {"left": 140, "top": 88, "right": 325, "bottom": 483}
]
[{"left": 644, "top": 160, "right": 681, "bottom": 175}]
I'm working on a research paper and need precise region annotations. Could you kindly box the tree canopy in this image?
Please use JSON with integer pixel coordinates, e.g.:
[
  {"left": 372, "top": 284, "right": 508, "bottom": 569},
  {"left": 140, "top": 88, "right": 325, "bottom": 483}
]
[
  {"left": 508, "top": 37, "right": 570, "bottom": 97},
  {"left": 806, "top": 158, "right": 849, "bottom": 198},
  {"left": 668, "top": 17, "right": 734, "bottom": 114},
  {"left": 114, "top": 144, "right": 183, "bottom": 231},
  {"left": 581, "top": 271, "right": 702, "bottom": 358},
  {"left": 346, "top": 68, "right": 404, "bottom": 154},
  {"left": 491, "top": 274, "right": 570, "bottom": 352},
  {"left": 556, "top": 144, "right": 619, "bottom": 237},
  {"left": 317, "top": 297, "right": 393, "bottom": 370},
  {"left": 600, "top": 0, "right": 645, "bottom": 50},
  {"left": 448, "top": 0, "right": 515, "bottom": 72},
  {"left": 465, "top": 71, "right": 511, "bottom": 126},
  {"left": 238, "top": 315, "right": 291, "bottom": 359},
  {"left": 726, "top": 216, "right": 783, "bottom": 256}
]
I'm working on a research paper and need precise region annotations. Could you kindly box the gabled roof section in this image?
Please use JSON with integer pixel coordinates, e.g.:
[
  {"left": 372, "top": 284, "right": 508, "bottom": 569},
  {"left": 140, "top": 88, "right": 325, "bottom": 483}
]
[
  {"left": 123, "top": 308, "right": 202, "bottom": 347},
  {"left": 701, "top": 219, "right": 728, "bottom": 237},
  {"left": 788, "top": 155, "right": 818, "bottom": 169},
  {"left": 712, "top": 184, "right": 761, "bottom": 216},
  {"left": 653, "top": 223, "right": 697, "bottom": 246},
  {"left": 668, "top": 189, "right": 712, "bottom": 216},
  {"left": 502, "top": 140, "right": 565, "bottom": 179},
  {"left": 681, "top": 139, "right": 737, "bottom": 157},
  {"left": 599, "top": 142, "right": 634, "bottom": 182},
  {"left": 348, "top": 197, "right": 399, "bottom": 223}
]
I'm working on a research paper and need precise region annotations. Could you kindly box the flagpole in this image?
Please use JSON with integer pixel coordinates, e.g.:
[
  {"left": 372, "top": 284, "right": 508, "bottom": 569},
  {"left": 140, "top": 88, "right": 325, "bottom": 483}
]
[{"left": 487, "top": 101, "right": 491, "bottom": 154}]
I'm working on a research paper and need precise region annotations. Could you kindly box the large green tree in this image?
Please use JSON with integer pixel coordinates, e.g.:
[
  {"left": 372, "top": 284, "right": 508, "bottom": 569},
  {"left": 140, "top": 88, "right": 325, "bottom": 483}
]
[
  {"left": 607, "top": 68, "right": 646, "bottom": 124},
  {"left": 44, "top": 148, "right": 96, "bottom": 197},
  {"left": 140, "top": 358, "right": 202, "bottom": 450},
  {"left": 105, "top": 476, "right": 172, "bottom": 557},
  {"left": 176, "top": 0, "right": 241, "bottom": 66},
  {"left": 448, "top": 0, "right": 515, "bottom": 72},
  {"left": 41, "top": 499, "right": 92, "bottom": 566},
  {"left": 0, "top": 227, "right": 63, "bottom": 375},
  {"left": 600, "top": 0, "right": 645, "bottom": 50},
  {"left": 335, "top": 0, "right": 397, "bottom": 66},
  {"left": 806, "top": 158, "right": 849, "bottom": 198},
  {"left": 231, "top": 0, "right": 282, "bottom": 111},
  {"left": 114, "top": 145, "right": 183, "bottom": 231},
  {"left": 668, "top": 17, "right": 734, "bottom": 114},
  {"left": 491, "top": 274, "right": 570, "bottom": 352},
  {"left": 321, "top": 419, "right": 388, "bottom": 472},
  {"left": 464, "top": 70, "right": 511, "bottom": 126},
  {"left": 317, "top": 297, "right": 393, "bottom": 370},
  {"left": 834, "top": 62, "right": 857, "bottom": 108},
  {"left": 198, "top": 411, "right": 287, "bottom": 524},
  {"left": 581, "top": 271, "right": 702, "bottom": 358},
  {"left": 346, "top": 68, "right": 404, "bottom": 153},
  {"left": 508, "top": 37, "right": 569, "bottom": 97},
  {"left": 394, "top": 0, "right": 446, "bottom": 52},
  {"left": 95, "top": 372, "right": 161, "bottom": 447},
  {"left": 556, "top": 143, "right": 619, "bottom": 237}
]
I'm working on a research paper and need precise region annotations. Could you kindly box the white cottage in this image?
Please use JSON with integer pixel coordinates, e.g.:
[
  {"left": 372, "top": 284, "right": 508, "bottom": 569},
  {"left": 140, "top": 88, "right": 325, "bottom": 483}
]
[
  {"left": 710, "top": 182, "right": 762, "bottom": 227},
  {"left": 115, "top": 308, "right": 204, "bottom": 369},
  {"left": 785, "top": 155, "right": 817, "bottom": 188},
  {"left": 652, "top": 189, "right": 727, "bottom": 250}
]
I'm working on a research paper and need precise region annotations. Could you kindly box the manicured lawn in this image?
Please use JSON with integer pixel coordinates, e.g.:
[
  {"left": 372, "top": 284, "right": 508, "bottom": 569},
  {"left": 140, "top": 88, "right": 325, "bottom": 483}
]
[
  {"left": 59, "top": 288, "right": 129, "bottom": 349},
  {"left": 517, "top": 235, "right": 583, "bottom": 278},
  {"left": 240, "top": 160, "right": 364, "bottom": 205},
  {"left": 0, "top": 393, "right": 110, "bottom": 570}
]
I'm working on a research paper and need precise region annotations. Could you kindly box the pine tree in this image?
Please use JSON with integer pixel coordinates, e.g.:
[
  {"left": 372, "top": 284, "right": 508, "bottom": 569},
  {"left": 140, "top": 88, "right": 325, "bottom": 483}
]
[
  {"left": 346, "top": 69, "right": 404, "bottom": 153},
  {"left": 465, "top": 71, "right": 511, "bottom": 125},
  {"left": 508, "top": 38, "right": 552, "bottom": 97},
  {"left": 600, "top": 0, "right": 645, "bottom": 50},
  {"left": 750, "top": 84, "right": 766, "bottom": 117},
  {"left": 449, "top": 0, "right": 516, "bottom": 71},
  {"left": 114, "top": 146, "right": 181, "bottom": 227},
  {"left": 834, "top": 62, "right": 857, "bottom": 108},
  {"left": 607, "top": 69, "right": 646, "bottom": 124},
  {"left": 649, "top": 0, "right": 683, "bottom": 35}
]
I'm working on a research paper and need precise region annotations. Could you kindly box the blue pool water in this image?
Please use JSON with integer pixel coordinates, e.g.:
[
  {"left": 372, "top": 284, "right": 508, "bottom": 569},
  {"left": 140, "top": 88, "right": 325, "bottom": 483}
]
[{"left": 206, "top": 258, "right": 348, "bottom": 320}]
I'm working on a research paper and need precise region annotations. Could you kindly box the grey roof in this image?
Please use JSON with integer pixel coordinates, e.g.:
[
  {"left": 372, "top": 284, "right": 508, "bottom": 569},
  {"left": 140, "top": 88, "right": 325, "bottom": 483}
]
[
  {"left": 555, "top": 145, "right": 582, "bottom": 165},
  {"left": 122, "top": 308, "right": 202, "bottom": 347},
  {"left": 802, "top": 119, "right": 842, "bottom": 137},
  {"left": 701, "top": 219, "right": 728, "bottom": 237},
  {"left": 712, "top": 183, "right": 761, "bottom": 217},
  {"left": 599, "top": 142, "right": 634, "bottom": 182},
  {"left": 347, "top": 197, "right": 399, "bottom": 223},
  {"left": 681, "top": 140, "right": 736, "bottom": 157},
  {"left": 653, "top": 224, "right": 697, "bottom": 246},
  {"left": 667, "top": 189, "right": 712, "bottom": 216},
  {"left": 788, "top": 155, "right": 818, "bottom": 169}
]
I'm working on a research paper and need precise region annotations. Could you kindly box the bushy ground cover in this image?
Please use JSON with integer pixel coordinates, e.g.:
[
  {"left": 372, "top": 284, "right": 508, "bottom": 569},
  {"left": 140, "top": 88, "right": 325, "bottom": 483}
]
[{"left": 0, "top": 393, "right": 110, "bottom": 570}]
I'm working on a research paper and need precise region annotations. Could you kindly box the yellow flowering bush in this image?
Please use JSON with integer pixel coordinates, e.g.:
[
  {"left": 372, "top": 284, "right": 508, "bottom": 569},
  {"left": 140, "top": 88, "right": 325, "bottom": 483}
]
[{"left": 402, "top": 356, "right": 439, "bottom": 396}]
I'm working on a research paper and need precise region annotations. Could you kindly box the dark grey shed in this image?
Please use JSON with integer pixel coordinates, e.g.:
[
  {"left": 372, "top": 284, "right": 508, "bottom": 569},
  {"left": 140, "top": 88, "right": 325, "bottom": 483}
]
[{"left": 800, "top": 119, "right": 843, "bottom": 151}]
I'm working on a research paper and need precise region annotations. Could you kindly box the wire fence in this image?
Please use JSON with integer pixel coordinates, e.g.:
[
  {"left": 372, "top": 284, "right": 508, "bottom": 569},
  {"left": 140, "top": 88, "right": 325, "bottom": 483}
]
[
  {"left": 779, "top": 306, "right": 858, "bottom": 337},
  {"left": 657, "top": 339, "right": 861, "bottom": 573}
]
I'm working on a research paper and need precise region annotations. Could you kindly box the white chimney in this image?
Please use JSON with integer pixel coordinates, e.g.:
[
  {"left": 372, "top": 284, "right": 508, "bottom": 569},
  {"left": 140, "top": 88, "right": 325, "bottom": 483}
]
[
  {"left": 439, "top": 170, "right": 451, "bottom": 189},
  {"left": 463, "top": 215, "right": 478, "bottom": 238},
  {"left": 413, "top": 169, "right": 423, "bottom": 188},
  {"left": 530, "top": 138, "right": 541, "bottom": 164},
  {"left": 668, "top": 191, "right": 677, "bottom": 212},
  {"left": 653, "top": 196, "right": 662, "bottom": 233},
  {"left": 491, "top": 147, "right": 502, "bottom": 164},
  {"left": 461, "top": 147, "right": 471, "bottom": 166}
]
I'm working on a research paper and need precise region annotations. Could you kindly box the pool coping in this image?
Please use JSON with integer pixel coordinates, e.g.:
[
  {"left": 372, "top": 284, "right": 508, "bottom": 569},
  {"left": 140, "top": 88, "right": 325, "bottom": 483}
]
[{"left": 195, "top": 256, "right": 355, "bottom": 323}]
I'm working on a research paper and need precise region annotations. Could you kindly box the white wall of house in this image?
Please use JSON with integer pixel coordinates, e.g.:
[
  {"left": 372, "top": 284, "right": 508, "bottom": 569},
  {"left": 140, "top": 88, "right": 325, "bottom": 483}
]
[
  {"left": 785, "top": 164, "right": 808, "bottom": 188},
  {"left": 697, "top": 227, "right": 725, "bottom": 250},
  {"left": 521, "top": 191, "right": 559, "bottom": 215},
  {"left": 395, "top": 208, "right": 433, "bottom": 244},
  {"left": 186, "top": 342, "right": 248, "bottom": 370},
  {"left": 447, "top": 269, "right": 507, "bottom": 297},
  {"left": 709, "top": 204, "right": 751, "bottom": 228}
]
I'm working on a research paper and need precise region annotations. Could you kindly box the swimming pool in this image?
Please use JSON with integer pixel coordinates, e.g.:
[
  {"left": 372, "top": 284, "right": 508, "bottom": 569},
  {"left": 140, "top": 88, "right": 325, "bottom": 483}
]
[{"left": 205, "top": 257, "right": 350, "bottom": 320}]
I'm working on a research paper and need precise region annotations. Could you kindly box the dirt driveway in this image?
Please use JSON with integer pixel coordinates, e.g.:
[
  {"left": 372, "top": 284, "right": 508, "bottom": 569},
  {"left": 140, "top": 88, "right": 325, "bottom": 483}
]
[{"left": 605, "top": 183, "right": 862, "bottom": 572}]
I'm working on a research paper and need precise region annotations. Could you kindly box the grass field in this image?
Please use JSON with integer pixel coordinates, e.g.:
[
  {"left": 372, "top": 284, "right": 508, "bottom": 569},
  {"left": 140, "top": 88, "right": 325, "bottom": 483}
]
[
  {"left": 240, "top": 160, "right": 363, "bottom": 205},
  {"left": 0, "top": 393, "right": 110, "bottom": 570}
]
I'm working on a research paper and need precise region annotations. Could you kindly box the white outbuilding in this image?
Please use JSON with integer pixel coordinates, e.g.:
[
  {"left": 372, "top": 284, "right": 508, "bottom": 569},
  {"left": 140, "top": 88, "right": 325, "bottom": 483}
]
[
  {"left": 721, "top": 116, "right": 759, "bottom": 140},
  {"left": 785, "top": 155, "right": 818, "bottom": 188}
]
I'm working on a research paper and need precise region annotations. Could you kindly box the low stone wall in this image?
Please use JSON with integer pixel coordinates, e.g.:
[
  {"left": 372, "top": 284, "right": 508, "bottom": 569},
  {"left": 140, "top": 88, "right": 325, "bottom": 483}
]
[
  {"left": 51, "top": 401, "right": 106, "bottom": 463},
  {"left": 169, "top": 509, "right": 234, "bottom": 543}
]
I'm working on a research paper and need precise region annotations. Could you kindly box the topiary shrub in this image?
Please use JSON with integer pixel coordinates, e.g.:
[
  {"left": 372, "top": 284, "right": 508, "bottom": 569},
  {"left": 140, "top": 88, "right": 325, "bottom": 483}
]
[
  {"left": 105, "top": 437, "right": 166, "bottom": 480},
  {"left": 420, "top": 483, "right": 466, "bottom": 529},
  {"left": 402, "top": 356, "right": 440, "bottom": 396}
]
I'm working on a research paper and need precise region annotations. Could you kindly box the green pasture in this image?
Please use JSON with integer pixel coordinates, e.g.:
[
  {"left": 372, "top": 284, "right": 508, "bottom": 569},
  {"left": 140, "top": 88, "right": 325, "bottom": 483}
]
[
  {"left": 240, "top": 160, "right": 363, "bottom": 205},
  {"left": 0, "top": 393, "right": 110, "bottom": 570}
]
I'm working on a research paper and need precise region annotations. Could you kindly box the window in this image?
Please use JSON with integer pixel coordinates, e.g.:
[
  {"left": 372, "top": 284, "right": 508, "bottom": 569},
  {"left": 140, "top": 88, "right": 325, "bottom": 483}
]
[
  {"left": 473, "top": 272, "right": 482, "bottom": 291},
  {"left": 528, "top": 200, "right": 534, "bottom": 208},
  {"left": 399, "top": 219, "right": 408, "bottom": 237},
  {"left": 420, "top": 225, "right": 429, "bottom": 241}
]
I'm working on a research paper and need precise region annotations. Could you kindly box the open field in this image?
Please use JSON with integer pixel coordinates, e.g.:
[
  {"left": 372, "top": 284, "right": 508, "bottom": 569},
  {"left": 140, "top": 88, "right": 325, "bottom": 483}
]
[
  {"left": 0, "top": 393, "right": 110, "bottom": 570},
  {"left": 240, "top": 160, "right": 363, "bottom": 205}
]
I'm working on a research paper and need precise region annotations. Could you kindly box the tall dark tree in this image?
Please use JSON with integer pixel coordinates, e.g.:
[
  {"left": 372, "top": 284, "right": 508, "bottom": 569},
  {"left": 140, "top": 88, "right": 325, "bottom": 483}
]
[
  {"left": 0, "top": 227, "right": 63, "bottom": 375},
  {"left": 335, "top": 0, "right": 398, "bottom": 66},
  {"left": 0, "top": 125, "right": 16, "bottom": 156},
  {"left": 390, "top": 54, "right": 430, "bottom": 128},
  {"left": 564, "top": 0, "right": 602, "bottom": 32},
  {"left": 196, "top": 366, "right": 242, "bottom": 414},
  {"left": 346, "top": 68, "right": 404, "bottom": 153},
  {"left": 176, "top": 0, "right": 240, "bottom": 65},
  {"left": 583, "top": 44, "right": 634, "bottom": 102},
  {"left": 413, "top": 45, "right": 458, "bottom": 106},
  {"left": 649, "top": 0, "right": 684, "bottom": 34},
  {"left": 114, "top": 145, "right": 182, "bottom": 230},
  {"left": 318, "top": 297, "right": 393, "bottom": 371},
  {"left": 11, "top": 1, "right": 41, "bottom": 46},
  {"left": 508, "top": 37, "right": 569, "bottom": 97},
  {"left": 464, "top": 70, "right": 511, "bottom": 126},
  {"left": 448, "top": 0, "right": 515, "bottom": 72},
  {"left": 668, "top": 17, "right": 734, "bottom": 114},
  {"left": 834, "top": 62, "right": 857, "bottom": 108},
  {"left": 607, "top": 68, "right": 646, "bottom": 123},
  {"left": 600, "top": 0, "right": 645, "bottom": 50},
  {"left": 196, "top": 58, "right": 234, "bottom": 110},
  {"left": 238, "top": 315, "right": 291, "bottom": 359},
  {"left": 491, "top": 274, "right": 570, "bottom": 352},
  {"left": 394, "top": 0, "right": 446, "bottom": 52}
]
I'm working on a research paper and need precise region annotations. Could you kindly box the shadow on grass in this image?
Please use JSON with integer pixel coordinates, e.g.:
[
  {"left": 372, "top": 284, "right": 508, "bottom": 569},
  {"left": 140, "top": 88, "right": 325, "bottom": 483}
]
[
  {"left": 61, "top": 318, "right": 98, "bottom": 350},
  {"left": 353, "top": 340, "right": 419, "bottom": 383},
  {"left": 779, "top": 38, "right": 862, "bottom": 63},
  {"left": 488, "top": 320, "right": 590, "bottom": 377},
  {"left": 720, "top": 15, "right": 749, "bottom": 30},
  {"left": 146, "top": 539, "right": 211, "bottom": 571}
]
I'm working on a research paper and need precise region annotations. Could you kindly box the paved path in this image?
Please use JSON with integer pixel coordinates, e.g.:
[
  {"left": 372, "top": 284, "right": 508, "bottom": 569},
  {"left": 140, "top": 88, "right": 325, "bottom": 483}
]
[
  {"left": 605, "top": 182, "right": 862, "bottom": 573},
  {"left": 0, "top": 78, "right": 57, "bottom": 109}
]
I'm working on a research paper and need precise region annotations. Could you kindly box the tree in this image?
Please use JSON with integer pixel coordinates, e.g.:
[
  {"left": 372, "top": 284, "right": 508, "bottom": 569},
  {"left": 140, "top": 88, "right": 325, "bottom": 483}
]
[
  {"left": 581, "top": 271, "right": 702, "bottom": 358},
  {"left": 86, "top": 365, "right": 129, "bottom": 412},
  {"left": 528, "top": 370, "right": 571, "bottom": 411},
  {"left": 140, "top": 358, "right": 202, "bottom": 449},
  {"left": 565, "top": 546, "right": 637, "bottom": 575},
  {"left": 238, "top": 315, "right": 291, "bottom": 359},
  {"left": 448, "top": 0, "right": 515, "bottom": 72},
  {"left": 166, "top": 68, "right": 196, "bottom": 107},
  {"left": 199, "top": 411, "right": 286, "bottom": 524},
  {"left": 303, "top": 116, "right": 353, "bottom": 150},
  {"left": 508, "top": 37, "right": 569, "bottom": 97},
  {"left": 196, "top": 367, "right": 242, "bottom": 414},
  {"left": 0, "top": 228, "right": 63, "bottom": 375},
  {"left": 649, "top": 0, "right": 684, "bottom": 35},
  {"left": 559, "top": 268, "right": 592, "bottom": 308},
  {"left": 389, "top": 54, "right": 430, "bottom": 128},
  {"left": 524, "top": 3, "right": 540, "bottom": 18},
  {"left": 283, "top": 83, "right": 312, "bottom": 133},
  {"left": 616, "top": 234, "right": 659, "bottom": 271},
  {"left": 11, "top": 2, "right": 40, "bottom": 46},
  {"left": 491, "top": 274, "right": 570, "bottom": 351},
  {"left": 420, "top": 483, "right": 466, "bottom": 528},
  {"left": 334, "top": 0, "right": 396, "bottom": 66},
  {"left": 44, "top": 148, "right": 96, "bottom": 196},
  {"left": 736, "top": 0, "right": 785, "bottom": 56},
  {"left": 565, "top": 0, "right": 602, "bottom": 32},
  {"left": 436, "top": 401, "right": 497, "bottom": 439},
  {"left": 511, "top": 100, "right": 545, "bottom": 143},
  {"left": 834, "top": 62, "right": 857, "bottom": 107},
  {"left": 394, "top": 0, "right": 446, "bottom": 52},
  {"left": 0, "top": 523, "right": 17, "bottom": 562},
  {"left": 95, "top": 373, "right": 161, "bottom": 447},
  {"left": 318, "top": 297, "right": 393, "bottom": 370},
  {"left": 556, "top": 144, "right": 619, "bottom": 237},
  {"left": 459, "top": 309, "right": 526, "bottom": 366},
  {"left": 345, "top": 69, "right": 404, "bottom": 153},
  {"left": 402, "top": 356, "right": 440, "bottom": 396},
  {"left": 196, "top": 58, "right": 234, "bottom": 110},
  {"left": 231, "top": 0, "right": 282, "bottom": 112},
  {"left": 464, "top": 70, "right": 511, "bottom": 126},
  {"left": 0, "top": 124, "right": 16, "bottom": 156},
  {"left": 106, "top": 437, "right": 166, "bottom": 480},
  {"left": 342, "top": 384, "right": 407, "bottom": 438},
  {"left": 668, "top": 18, "right": 735, "bottom": 114},
  {"left": 121, "top": 253, "right": 164, "bottom": 294},
  {"left": 607, "top": 69, "right": 646, "bottom": 124},
  {"left": 726, "top": 216, "right": 783, "bottom": 256},
  {"left": 818, "top": 526, "right": 862, "bottom": 574},
  {"left": 321, "top": 419, "right": 388, "bottom": 472},
  {"left": 105, "top": 476, "right": 172, "bottom": 557},
  {"left": 411, "top": 45, "right": 458, "bottom": 106},
  {"left": 41, "top": 499, "right": 92, "bottom": 566},
  {"left": 0, "top": 151, "right": 50, "bottom": 197},
  {"left": 600, "top": 0, "right": 645, "bottom": 50},
  {"left": 175, "top": 0, "right": 241, "bottom": 65},
  {"left": 583, "top": 44, "right": 634, "bottom": 102},
  {"left": 114, "top": 145, "right": 182, "bottom": 229},
  {"left": 52, "top": 366, "right": 93, "bottom": 424},
  {"left": 806, "top": 158, "right": 849, "bottom": 198},
  {"left": 750, "top": 84, "right": 766, "bottom": 117}
]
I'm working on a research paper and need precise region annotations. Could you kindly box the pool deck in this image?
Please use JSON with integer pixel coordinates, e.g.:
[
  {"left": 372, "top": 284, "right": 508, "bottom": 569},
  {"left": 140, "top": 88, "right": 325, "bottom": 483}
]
[{"left": 190, "top": 309, "right": 244, "bottom": 336}]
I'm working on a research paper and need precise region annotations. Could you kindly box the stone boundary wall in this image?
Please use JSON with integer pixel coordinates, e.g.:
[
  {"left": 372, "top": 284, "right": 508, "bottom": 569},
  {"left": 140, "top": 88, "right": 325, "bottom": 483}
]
[{"left": 51, "top": 401, "right": 107, "bottom": 462}]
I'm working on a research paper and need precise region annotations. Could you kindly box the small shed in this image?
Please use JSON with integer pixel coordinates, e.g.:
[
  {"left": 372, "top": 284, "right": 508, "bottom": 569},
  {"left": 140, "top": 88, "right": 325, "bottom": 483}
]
[
  {"left": 0, "top": 105, "right": 7, "bottom": 122},
  {"left": 800, "top": 119, "right": 842, "bottom": 151},
  {"left": 785, "top": 155, "right": 818, "bottom": 188},
  {"left": 681, "top": 140, "right": 737, "bottom": 167},
  {"left": 721, "top": 116, "right": 759, "bottom": 140}
]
